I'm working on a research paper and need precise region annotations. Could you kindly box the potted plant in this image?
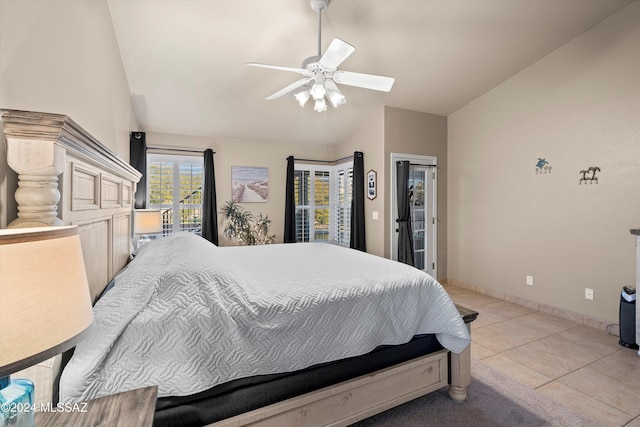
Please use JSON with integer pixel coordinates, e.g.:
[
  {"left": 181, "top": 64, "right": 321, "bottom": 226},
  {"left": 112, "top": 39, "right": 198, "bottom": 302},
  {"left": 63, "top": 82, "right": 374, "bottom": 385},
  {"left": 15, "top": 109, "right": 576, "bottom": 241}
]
[{"left": 219, "top": 200, "right": 275, "bottom": 245}]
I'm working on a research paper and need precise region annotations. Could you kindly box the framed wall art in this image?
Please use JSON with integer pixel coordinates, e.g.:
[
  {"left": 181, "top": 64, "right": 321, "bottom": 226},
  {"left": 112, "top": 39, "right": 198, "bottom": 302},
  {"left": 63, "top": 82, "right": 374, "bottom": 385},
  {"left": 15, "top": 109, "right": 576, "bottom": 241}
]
[
  {"left": 367, "top": 169, "right": 377, "bottom": 200},
  {"left": 232, "top": 166, "right": 268, "bottom": 202}
]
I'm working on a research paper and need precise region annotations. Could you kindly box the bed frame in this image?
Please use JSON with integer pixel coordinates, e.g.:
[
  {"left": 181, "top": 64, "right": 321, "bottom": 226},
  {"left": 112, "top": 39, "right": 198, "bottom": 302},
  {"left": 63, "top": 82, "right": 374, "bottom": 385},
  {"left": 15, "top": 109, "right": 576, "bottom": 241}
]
[
  {"left": 1, "top": 109, "right": 473, "bottom": 426},
  {"left": 207, "top": 316, "right": 473, "bottom": 427}
]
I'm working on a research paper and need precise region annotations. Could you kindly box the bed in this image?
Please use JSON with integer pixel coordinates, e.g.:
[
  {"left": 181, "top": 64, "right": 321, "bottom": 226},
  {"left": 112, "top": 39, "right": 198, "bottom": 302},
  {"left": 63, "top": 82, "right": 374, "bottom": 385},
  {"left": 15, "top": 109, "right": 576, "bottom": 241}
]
[{"left": 1, "top": 109, "right": 474, "bottom": 427}]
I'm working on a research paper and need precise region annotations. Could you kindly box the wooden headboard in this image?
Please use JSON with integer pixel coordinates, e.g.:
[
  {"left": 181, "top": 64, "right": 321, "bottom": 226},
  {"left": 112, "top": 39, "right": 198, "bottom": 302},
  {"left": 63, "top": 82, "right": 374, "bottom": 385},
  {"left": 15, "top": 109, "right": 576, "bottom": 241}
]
[{"left": 1, "top": 109, "right": 142, "bottom": 302}]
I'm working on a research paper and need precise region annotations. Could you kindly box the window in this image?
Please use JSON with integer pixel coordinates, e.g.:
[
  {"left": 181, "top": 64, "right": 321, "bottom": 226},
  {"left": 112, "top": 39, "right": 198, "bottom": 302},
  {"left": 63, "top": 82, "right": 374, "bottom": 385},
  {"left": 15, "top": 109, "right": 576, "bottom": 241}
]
[
  {"left": 334, "top": 166, "right": 353, "bottom": 246},
  {"left": 294, "top": 162, "right": 353, "bottom": 246},
  {"left": 147, "top": 153, "right": 203, "bottom": 235}
]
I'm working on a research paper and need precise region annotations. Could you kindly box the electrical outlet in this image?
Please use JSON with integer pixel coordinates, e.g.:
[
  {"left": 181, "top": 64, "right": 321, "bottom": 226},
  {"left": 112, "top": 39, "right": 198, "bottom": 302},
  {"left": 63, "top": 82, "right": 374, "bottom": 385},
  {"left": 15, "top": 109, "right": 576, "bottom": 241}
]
[
  {"left": 585, "top": 288, "right": 594, "bottom": 300},
  {"left": 526, "top": 275, "right": 533, "bottom": 286}
]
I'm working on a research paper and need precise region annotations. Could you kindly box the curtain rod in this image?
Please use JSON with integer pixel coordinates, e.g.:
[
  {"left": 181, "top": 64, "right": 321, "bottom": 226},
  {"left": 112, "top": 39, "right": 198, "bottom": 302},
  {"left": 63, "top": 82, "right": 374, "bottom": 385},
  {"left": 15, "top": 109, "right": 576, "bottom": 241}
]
[
  {"left": 396, "top": 160, "right": 437, "bottom": 167},
  {"left": 147, "top": 146, "right": 213, "bottom": 154},
  {"left": 293, "top": 154, "right": 354, "bottom": 165}
]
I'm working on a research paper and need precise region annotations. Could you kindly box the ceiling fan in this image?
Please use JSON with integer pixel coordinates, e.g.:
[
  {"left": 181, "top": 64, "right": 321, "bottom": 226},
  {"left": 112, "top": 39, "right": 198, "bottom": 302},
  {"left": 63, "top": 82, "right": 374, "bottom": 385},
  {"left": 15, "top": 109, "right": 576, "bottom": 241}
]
[{"left": 247, "top": 0, "right": 395, "bottom": 112}]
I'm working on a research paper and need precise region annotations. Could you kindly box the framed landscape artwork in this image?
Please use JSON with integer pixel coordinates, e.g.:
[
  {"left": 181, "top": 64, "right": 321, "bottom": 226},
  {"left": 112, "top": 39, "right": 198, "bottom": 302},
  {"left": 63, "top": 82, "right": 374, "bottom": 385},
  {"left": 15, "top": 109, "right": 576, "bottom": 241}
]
[{"left": 232, "top": 166, "right": 268, "bottom": 202}]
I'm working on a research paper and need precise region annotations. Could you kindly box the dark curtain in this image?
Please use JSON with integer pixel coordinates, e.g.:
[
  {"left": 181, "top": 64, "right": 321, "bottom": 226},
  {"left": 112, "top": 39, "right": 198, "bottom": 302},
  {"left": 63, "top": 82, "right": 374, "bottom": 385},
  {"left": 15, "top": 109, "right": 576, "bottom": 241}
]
[
  {"left": 129, "top": 132, "right": 147, "bottom": 209},
  {"left": 349, "top": 151, "right": 366, "bottom": 252},
  {"left": 396, "top": 160, "right": 415, "bottom": 266},
  {"left": 284, "top": 156, "right": 297, "bottom": 243},
  {"left": 202, "top": 149, "right": 219, "bottom": 244}
]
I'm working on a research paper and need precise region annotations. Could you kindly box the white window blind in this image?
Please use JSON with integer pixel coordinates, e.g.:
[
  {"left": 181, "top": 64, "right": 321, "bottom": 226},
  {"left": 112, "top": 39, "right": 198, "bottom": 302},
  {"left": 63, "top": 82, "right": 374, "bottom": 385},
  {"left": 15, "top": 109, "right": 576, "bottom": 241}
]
[
  {"left": 314, "top": 170, "right": 330, "bottom": 242},
  {"left": 294, "top": 161, "right": 353, "bottom": 246},
  {"left": 147, "top": 153, "right": 203, "bottom": 235},
  {"left": 334, "top": 166, "right": 353, "bottom": 246},
  {"left": 294, "top": 170, "right": 311, "bottom": 242}
]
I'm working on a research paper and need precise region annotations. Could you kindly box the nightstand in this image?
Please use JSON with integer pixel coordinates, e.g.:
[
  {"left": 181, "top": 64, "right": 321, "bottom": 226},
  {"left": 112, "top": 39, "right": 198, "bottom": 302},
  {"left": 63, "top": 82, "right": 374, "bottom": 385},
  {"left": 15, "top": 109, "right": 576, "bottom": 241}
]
[{"left": 35, "top": 386, "right": 157, "bottom": 427}]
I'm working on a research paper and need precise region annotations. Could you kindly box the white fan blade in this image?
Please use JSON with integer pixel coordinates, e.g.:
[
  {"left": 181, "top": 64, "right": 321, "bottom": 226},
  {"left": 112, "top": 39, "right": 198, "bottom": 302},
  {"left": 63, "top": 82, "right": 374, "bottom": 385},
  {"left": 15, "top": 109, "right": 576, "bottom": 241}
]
[
  {"left": 319, "top": 38, "right": 355, "bottom": 69},
  {"left": 265, "top": 77, "right": 313, "bottom": 100},
  {"left": 247, "top": 62, "right": 307, "bottom": 75},
  {"left": 332, "top": 70, "right": 395, "bottom": 92},
  {"left": 324, "top": 79, "right": 342, "bottom": 93}
]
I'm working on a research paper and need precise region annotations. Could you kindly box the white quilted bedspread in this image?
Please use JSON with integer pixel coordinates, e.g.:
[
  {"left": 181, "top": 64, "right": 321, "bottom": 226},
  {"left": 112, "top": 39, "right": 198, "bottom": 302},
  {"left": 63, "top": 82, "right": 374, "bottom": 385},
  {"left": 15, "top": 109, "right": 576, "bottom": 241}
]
[{"left": 60, "top": 232, "right": 470, "bottom": 402}]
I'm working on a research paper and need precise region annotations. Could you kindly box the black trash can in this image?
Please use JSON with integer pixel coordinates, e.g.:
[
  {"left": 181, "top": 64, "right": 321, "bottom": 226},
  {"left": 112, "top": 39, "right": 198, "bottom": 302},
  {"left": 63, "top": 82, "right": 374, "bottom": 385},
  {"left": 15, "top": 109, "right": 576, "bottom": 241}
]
[{"left": 619, "top": 286, "right": 638, "bottom": 349}]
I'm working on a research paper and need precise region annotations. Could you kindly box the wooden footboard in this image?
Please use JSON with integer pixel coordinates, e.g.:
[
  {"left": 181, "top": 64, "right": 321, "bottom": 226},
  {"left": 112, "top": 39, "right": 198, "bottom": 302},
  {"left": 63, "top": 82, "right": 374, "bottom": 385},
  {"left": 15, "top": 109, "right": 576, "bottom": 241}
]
[
  {"left": 449, "top": 304, "right": 476, "bottom": 402},
  {"left": 210, "top": 349, "right": 451, "bottom": 427},
  {"left": 448, "top": 344, "right": 471, "bottom": 402},
  {"left": 210, "top": 306, "right": 476, "bottom": 427}
]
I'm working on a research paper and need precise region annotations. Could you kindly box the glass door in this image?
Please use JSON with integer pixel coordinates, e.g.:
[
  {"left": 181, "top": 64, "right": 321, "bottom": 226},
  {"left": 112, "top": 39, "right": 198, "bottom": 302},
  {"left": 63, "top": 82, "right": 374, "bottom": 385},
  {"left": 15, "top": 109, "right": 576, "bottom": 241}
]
[
  {"left": 390, "top": 154, "right": 437, "bottom": 277},
  {"left": 409, "top": 166, "right": 435, "bottom": 274}
]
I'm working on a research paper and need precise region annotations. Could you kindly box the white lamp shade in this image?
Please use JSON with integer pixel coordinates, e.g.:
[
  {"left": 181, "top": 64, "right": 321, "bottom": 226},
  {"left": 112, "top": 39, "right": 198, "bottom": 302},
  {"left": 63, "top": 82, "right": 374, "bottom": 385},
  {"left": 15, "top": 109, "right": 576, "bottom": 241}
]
[
  {"left": 310, "top": 84, "right": 326, "bottom": 100},
  {"left": 134, "top": 209, "right": 163, "bottom": 234},
  {"left": 0, "top": 226, "right": 93, "bottom": 378},
  {"left": 294, "top": 90, "right": 310, "bottom": 107}
]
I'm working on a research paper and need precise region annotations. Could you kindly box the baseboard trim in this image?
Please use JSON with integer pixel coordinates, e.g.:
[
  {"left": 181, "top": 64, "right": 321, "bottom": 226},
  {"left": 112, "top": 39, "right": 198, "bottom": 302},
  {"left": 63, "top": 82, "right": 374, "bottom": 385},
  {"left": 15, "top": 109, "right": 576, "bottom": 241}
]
[{"left": 443, "top": 279, "right": 619, "bottom": 335}]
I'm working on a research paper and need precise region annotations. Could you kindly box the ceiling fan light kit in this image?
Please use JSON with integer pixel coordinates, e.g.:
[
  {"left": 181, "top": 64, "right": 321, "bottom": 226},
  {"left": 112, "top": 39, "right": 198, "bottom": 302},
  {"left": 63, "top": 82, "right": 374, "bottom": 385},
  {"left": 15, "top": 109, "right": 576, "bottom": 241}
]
[
  {"left": 311, "top": 83, "right": 326, "bottom": 100},
  {"left": 247, "top": 0, "right": 394, "bottom": 112}
]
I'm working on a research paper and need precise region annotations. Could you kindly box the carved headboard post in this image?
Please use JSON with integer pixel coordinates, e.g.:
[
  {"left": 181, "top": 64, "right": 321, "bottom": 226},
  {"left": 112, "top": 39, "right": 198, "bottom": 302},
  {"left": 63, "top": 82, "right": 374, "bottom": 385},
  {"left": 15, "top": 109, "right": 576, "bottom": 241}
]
[
  {"left": 1, "top": 109, "right": 142, "bottom": 302},
  {"left": 6, "top": 138, "right": 66, "bottom": 228}
]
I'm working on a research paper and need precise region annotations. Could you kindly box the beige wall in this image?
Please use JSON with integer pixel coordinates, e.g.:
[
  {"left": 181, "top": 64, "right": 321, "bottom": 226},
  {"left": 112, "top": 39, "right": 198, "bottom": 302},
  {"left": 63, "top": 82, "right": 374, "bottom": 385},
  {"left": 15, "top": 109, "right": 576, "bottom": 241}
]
[
  {"left": 147, "top": 132, "right": 336, "bottom": 245},
  {"left": 336, "top": 106, "right": 448, "bottom": 267},
  {"left": 447, "top": 2, "right": 640, "bottom": 323},
  {"left": 384, "top": 107, "right": 448, "bottom": 278},
  {"left": 152, "top": 108, "right": 447, "bottom": 262},
  {"left": 336, "top": 106, "right": 385, "bottom": 257},
  {"left": 0, "top": 0, "right": 137, "bottom": 227}
]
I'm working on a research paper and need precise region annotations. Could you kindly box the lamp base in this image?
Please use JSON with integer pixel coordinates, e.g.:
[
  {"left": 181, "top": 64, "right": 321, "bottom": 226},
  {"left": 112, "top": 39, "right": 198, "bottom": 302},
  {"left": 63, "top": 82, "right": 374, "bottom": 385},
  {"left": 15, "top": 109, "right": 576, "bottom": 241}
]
[{"left": 0, "top": 376, "right": 34, "bottom": 427}]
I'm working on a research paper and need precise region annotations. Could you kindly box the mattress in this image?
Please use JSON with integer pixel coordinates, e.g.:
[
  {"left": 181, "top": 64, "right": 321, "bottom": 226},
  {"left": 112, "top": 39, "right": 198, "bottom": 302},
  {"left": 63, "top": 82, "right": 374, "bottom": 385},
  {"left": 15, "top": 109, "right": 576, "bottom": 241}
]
[
  {"left": 153, "top": 334, "right": 444, "bottom": 427},
  {"left": 60, "top": 232, "right": 470, "bottom": 403}
]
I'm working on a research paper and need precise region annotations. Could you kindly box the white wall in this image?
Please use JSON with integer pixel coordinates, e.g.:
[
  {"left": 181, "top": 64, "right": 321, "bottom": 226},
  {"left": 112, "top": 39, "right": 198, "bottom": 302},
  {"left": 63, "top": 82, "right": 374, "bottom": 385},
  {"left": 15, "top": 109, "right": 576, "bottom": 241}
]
[
  {"left": 0, "top": 0, "right": 137, "bottom": 227},
  {"left": 448, "top": 1, "right": 640, "bottom": 323}
]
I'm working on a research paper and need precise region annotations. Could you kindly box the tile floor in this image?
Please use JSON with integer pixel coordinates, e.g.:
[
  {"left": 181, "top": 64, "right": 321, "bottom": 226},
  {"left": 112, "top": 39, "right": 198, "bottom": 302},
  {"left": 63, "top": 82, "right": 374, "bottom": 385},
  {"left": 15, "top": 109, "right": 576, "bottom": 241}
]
[{"left": 443, "top": 284, "right": 640, "bottom": 427}]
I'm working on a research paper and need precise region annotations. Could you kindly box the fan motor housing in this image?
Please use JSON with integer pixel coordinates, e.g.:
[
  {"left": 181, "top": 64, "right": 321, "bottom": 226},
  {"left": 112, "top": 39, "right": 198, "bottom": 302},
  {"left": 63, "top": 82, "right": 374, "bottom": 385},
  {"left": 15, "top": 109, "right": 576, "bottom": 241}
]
[{"left": 302, "top": 55, "right": 323, "bottom": 70}]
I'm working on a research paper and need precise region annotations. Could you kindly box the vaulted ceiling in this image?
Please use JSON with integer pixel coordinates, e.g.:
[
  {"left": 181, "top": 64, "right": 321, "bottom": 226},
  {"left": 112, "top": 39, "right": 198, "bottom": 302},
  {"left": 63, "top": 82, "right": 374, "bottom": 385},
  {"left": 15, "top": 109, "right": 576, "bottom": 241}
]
[{"left": 107, "top": 0, "right": 633, "bottom": 145}]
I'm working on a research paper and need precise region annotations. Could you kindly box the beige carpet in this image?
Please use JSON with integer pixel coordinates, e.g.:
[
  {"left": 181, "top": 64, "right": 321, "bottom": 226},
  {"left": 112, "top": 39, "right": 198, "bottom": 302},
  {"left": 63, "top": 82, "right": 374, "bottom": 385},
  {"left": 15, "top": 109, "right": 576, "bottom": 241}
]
[{"left": 350, "top": 360, "right": 601, "bottom": 426}]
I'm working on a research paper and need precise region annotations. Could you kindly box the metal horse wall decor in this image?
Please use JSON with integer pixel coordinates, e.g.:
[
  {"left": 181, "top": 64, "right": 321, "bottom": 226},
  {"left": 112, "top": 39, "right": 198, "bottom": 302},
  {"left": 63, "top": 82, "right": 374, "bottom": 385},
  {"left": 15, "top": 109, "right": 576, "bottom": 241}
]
[{"left": 579, "top": 166, "right": 601, "bottom": 184}]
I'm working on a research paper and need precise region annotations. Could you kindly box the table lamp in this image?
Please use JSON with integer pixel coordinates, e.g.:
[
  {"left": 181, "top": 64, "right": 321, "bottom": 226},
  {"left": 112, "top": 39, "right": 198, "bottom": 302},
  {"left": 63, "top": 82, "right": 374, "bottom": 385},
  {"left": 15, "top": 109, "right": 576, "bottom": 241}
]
[
  {"left": 134, "top": 209, "right": 163, "bottom": 248},
  {"left": 0, "top": 226, "right": 93, "bottom": 427}
]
